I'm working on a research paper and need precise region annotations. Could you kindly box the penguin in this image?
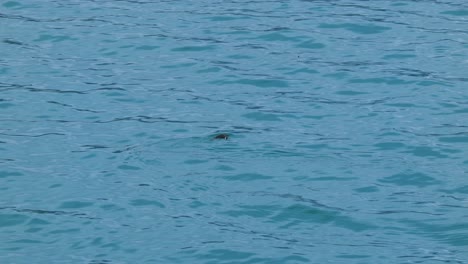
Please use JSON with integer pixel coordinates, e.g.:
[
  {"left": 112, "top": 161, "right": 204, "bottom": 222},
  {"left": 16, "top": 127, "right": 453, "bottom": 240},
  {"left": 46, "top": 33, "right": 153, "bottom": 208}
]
[{"left": 213, "top": 133, "right": 229, "bottom": 140}]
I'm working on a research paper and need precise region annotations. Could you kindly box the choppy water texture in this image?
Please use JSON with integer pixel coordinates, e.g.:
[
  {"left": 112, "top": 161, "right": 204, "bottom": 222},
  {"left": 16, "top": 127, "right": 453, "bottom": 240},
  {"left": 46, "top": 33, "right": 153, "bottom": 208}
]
[{"left": 1, "top": 0, "right": 468, "bottom": 263}]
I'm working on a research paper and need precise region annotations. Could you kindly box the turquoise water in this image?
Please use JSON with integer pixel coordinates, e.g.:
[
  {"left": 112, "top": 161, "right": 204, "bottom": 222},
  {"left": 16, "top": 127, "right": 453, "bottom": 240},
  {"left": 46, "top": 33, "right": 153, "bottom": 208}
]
[{"left": 1, "top": 0, "right": 468, "bottom": 263}]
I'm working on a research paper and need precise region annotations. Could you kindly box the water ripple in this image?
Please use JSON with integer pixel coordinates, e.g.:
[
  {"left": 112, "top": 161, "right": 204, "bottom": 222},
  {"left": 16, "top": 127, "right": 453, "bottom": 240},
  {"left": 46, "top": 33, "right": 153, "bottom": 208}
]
[{"left": 1, "top": 0, "right": 468, "bottom": 263}]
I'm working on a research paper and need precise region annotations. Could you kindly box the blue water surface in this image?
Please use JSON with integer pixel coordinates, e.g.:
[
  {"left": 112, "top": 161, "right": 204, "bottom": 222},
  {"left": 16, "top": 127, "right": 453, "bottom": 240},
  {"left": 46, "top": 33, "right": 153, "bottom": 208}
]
[{"left": 1, "top": 0, "right": 468, "bottom": 263}]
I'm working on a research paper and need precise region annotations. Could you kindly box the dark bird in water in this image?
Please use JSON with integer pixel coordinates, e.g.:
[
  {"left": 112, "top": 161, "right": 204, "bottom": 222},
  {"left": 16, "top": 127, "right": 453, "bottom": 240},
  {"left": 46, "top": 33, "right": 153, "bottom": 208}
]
[{"left": 214, "top": 133, "right": 229, "bottom": 140}]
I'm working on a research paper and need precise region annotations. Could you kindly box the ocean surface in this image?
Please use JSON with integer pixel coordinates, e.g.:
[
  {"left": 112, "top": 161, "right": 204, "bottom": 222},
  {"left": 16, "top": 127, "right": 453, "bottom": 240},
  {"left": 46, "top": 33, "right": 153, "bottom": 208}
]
[{"left": 1, "top": 0, "right": 468, "bottom": 263}]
